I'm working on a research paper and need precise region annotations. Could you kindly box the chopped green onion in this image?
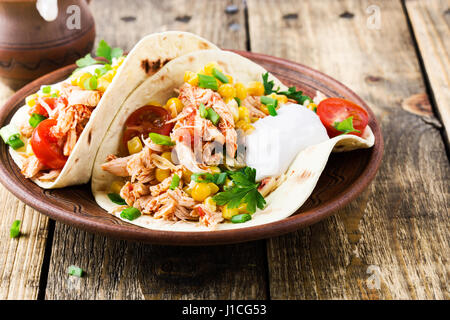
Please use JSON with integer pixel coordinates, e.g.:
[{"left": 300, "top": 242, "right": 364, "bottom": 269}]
[
  {"left": 212, "top": 68, "right": 229, "bottom": 83},
  {"left": 120, "top": 207, "right": 141, "bottom": 221},
  {"left": 29, "top": 113, "right": 47, "bottom": 128},
  {"left": 94, "top": 64, "right": 112, "bottom": 77},
  {"left": 68, "top": 265, "right": 84, "bottom": 277},
  {"left": 234, "top": 97, "right": 241, "bottom": 106},
  {"left": 199, "top": 103, "right": 208, "bottom": 118},
  {"left": 198, "top": 74, "right": 219, "bottom": 90},
  {"left": 10, "top": 220, "right": 21, "bottom": 238},
  {"left": 260, "top": 96, "right": 278, "bottom": 116},
  {"left": 191, "top": 172, "right": 227, "bottom": 185},
  {"left": 107, "top": 193, "right": 127, "bottom": 205},
  {"left": 42, "top": 86, "right": 51, "bottom": 94},
  {"left": 83, "top": 75, "right": 98, "bottom": 90},
  {"left": 51, "top": 93, "right": 58, "bottom": 98},
  {"left": 170, "top": 174, "right": 180, "bottom": 190},
  {"left": 207, "top": 107, "right": 220, "bottom": 125},
  {"left": 231, "top": 213, "right": 252, "bottom": 224},
  {"left": 0, "top": 124, "right": 24, "bottom": 150},
  {"left": 149, "top": 132, "right": 175, "bottom": 146}
]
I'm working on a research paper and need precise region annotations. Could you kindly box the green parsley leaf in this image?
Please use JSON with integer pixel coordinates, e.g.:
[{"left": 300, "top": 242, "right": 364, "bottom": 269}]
[
  {"left": 96, "top": 40, "right": 123, "bottom": 63},
  {"left": 277, "top": 86, "right": 312, "bottom": 105},
  {"left": 333, "top": 116, "right": 361, "bottom": 135},
  {"left": 111, "top": 47, "right": 124, "bottom": 60},
  {"left": 262, "top": 72, "right": 277, "bottom": 95},
  {"left": 212, "top": 167, "right": 266, "bottom": 213},
  {"left": 75, "top": 53, "right": 99, "bottom": 68}
]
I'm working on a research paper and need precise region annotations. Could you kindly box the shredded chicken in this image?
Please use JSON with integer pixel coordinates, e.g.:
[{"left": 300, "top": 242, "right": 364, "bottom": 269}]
[
  {"left": 21, "top": 156, "right": 45, "bottom": 179},
  {"left": 242, "top": 96, "right": 267, "bottom": 119},
  {"left": 38, "top": 169, "right": 62, "bottom": 182}
]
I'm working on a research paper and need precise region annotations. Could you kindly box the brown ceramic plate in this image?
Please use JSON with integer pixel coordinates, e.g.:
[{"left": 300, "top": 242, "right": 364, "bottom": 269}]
[{"left": 0, "top": 51, "right": 383, "bottom": 245}]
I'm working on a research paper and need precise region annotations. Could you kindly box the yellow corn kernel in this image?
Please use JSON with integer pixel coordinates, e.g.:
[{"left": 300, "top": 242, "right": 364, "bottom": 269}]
[
  {"left": 238, "top": 202, "right": 249, "bottom": 213},
  {"left": 127, "top": 136, "right": 142, "bottom": 155},
  {"left": 26, "top": 94, "right": 38, "bottom": 107},
  {"left": 217, "top": 83, "right": 236, "bottom": 100},
  {"left": 101, "top": 70, "right": 116, "bottom": 83},
  {"left": 238, "top": 106, "right": 250, "bottom": 120},
  {"left": 244, "top": 124, "right": 255, "bottom": 134},
  {"left": 225, "top": 74, "right": 233, "bottom": 84},
  {"left": 166, "top": 97, "right": 183, "bottom": 113},
  {"left": 161, "top": 151, "right": 173, "bottom": 162},
  {"left": 76, "top": 72, "right": 92, "bottom": 89},
  {"left": 191, "top": 183, "right": 211, "bottom": 202},
  {"left": 208, "top": 166, "right": 221, "bottom": 174},
  {"left": 97, "top": 77, "right": 111, "bottom": 93},
  {"left": 247, "top": 81, "right": 264, "bottom": 96},
  {"left": 155, "top": 168, "right": 171, "bottom": 182},
  {"left": 234, "top": 82, "right": 248, "bottom": 101},
  {"left": 203, "top": 62, "right": 221, "bottom": 75},
  {"left": 184, "top": 71, "right": 199, "bottom": 86},
  {"left": 207, "top": 183, "right": 219, "bottom": 195},
  {"left": 222, "top": 205, "right": 239, "bottom": 220},
  {"left": 307, "top": 102, "right": 317, "bottom": 112},
  {"left": 204, "top": 196, "right": 217, "bottom": 212},
  {"left": 110, "top": 180, "right": 125, "bottom": 194}
]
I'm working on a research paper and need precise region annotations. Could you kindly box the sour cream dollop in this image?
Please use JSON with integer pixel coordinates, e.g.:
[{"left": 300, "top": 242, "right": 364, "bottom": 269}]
[{"left": 244, "top": 104, "right": 329, "bottom": 181}]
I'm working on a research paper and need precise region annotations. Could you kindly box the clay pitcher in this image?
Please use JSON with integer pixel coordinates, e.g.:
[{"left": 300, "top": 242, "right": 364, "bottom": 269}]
[{"left": 0, "top": 0, "right": 95, "bottom": 89}]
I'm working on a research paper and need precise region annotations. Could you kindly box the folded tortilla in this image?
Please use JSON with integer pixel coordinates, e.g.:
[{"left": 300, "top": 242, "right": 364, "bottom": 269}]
[
  {"left": 91, "top": 49, "right": 375, "bottom": 231},
  {"left": 8, "top": 31, "right": 218, "bottom": 188}
]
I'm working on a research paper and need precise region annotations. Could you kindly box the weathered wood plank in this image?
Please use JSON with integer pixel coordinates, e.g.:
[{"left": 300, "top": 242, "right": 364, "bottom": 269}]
[
  {"left": 248, "top": 0, "right": 449, "bottom": 299},
  {"left": 405, "top": 0, "right": 450, "bottom": 146},
  {"left": 45, "top": 0, "right": 268, "bottom": 300},
  {"left": 0, "top": 83, "right": 50, "bottom": 300}
]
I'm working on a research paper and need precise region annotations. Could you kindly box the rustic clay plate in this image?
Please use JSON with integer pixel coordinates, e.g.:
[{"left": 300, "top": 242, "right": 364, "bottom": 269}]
[{"left": 0, "top": 51, "right": 383, "bottom": 245}]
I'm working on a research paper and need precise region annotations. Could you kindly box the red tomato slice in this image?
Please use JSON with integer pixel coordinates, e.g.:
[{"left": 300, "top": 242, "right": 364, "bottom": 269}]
[
  {"left": 122, "top": 105, "right": 174, "bottom": 147},
  {"left": 316, "top": 98, "right": 369, "bottom": 138},
  {"left": 30, "top": 119, "right": 67, "bottom": 169},
  {"left": 29, "top": 96, "right": 66, "bottom": 117}
]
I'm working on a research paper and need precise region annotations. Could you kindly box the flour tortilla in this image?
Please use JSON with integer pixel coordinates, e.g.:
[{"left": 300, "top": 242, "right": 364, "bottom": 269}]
[
  {"left": 9, "top": 31, "right": 218, "bottom": 188},
  {"left": 91, "top": 49, "right": 375, "bottom": 231}
]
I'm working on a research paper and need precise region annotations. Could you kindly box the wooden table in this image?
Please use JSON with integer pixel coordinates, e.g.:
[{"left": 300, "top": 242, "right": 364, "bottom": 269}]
[{"left": 0, "top": 0, "right": 448, "bottom": 300}]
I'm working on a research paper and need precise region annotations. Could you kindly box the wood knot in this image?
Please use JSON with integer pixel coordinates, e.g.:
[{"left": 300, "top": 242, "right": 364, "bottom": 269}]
[
  {"left": 283, "top": 13, "right": 298, "bottom": 20},
  {"left": 401, "top": 93, "right": 433, "bottom": 117},
  {"left": 175, "top": 15, "right": 191, "bottom": 23},
  {"left": 120, "top": 16, "right": 136, "bottom": 22},
  {"left": 365, "top": 75, "right": 383, "bottom": 83},
  {"left": 339, "top": 11, "right": 354, "bottom": 19}
]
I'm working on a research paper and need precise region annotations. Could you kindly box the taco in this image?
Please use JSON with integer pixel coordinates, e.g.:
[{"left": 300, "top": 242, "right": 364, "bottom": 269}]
[
  {"left": 0, "top": 32, "right": 217, "bottom": 188},
  {"left": 91, "top": 49, "right": 375, "bottom": 231}
]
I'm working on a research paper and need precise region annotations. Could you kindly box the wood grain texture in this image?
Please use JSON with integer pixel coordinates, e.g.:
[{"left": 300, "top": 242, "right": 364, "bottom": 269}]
[
  {"left": 248, "top": 0, "right": 449, "bottom": 299},
  {"left": 45, "top": 0, "right": 268, "bottom": 300},
  {"left": 0, "top": 83, "right": 50, "bottom": 300},
  {"left": 405, "top": 0, "right": 450, "bottom": 146}
]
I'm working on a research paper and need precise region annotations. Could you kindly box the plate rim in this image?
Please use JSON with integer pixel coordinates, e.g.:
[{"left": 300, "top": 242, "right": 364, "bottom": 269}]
[{"left": 0, "top": 50, "right": 384, "bottom": 245}]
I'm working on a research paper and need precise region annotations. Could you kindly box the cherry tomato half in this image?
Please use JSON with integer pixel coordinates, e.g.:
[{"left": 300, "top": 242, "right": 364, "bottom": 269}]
[
  {"left": 316, "top": 98, "right": 369, "bottom": 138},
  {"left": 30, "top": 119, "right": 67, "bottom": 169},
  {"left": 122, "top": 105, "right": 174, "bottom": 147}
]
